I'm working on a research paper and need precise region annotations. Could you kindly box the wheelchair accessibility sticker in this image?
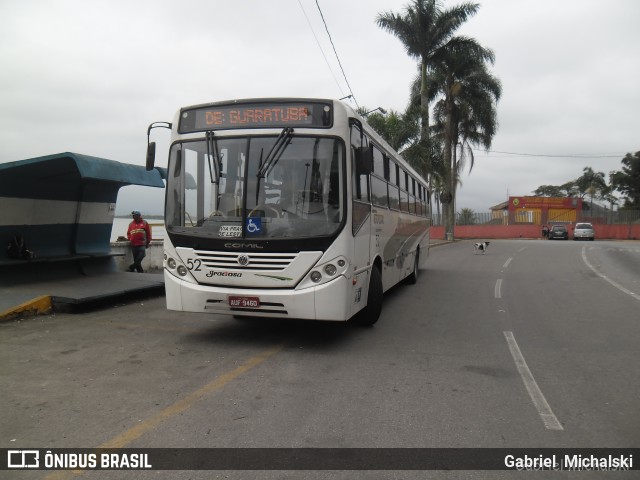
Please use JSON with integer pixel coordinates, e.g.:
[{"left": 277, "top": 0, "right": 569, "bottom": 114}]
[{"left": 246, "top": 217, "right": 262, "bottom": 235}]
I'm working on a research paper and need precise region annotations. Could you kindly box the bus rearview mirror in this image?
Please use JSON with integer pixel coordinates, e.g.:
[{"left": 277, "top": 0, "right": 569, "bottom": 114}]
[{"left": 146, "top": 142, "right": 156, "bottom": 171}]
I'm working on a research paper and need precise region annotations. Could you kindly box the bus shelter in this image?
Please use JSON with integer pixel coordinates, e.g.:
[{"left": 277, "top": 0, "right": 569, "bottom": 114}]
[{"left": 0, "top": 152, "right": 164, "bottom": 263}]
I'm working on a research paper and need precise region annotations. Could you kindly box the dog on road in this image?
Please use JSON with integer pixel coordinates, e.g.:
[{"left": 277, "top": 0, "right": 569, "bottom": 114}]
[{"left": 474, "top": 241, "right": 490, "bottom": 254}]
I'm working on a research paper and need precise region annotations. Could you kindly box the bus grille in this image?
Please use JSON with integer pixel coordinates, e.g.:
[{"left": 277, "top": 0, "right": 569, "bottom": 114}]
[{"left": 193, "top": 250, "right": 298, "bottom": 271}]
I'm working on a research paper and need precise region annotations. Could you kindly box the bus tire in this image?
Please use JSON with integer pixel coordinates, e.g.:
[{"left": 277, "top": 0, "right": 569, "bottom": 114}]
[
  {"left": 406, "top": 249, "right": 419, "bottom": 285},
  {"left": 353, "top": 265, "right": 383, "bottom": 326}
]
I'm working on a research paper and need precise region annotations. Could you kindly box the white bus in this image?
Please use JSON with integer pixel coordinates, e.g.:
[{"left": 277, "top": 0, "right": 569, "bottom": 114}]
[{"left": 146, "top": 98, "right": 430, "bottom": 325}]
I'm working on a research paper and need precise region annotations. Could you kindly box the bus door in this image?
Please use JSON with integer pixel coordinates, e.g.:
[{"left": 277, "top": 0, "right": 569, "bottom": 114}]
[
  {"left": 351, "top": 123, "right": 372, "bottom": 310},
  {"left": 352, "top": 176, "right": 371, "bottom": 309}
]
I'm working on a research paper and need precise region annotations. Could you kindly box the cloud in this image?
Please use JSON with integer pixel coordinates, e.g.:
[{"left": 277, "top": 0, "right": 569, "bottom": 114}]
[{"left": 1, "top": 0, "right": 639, "bottom": 214}]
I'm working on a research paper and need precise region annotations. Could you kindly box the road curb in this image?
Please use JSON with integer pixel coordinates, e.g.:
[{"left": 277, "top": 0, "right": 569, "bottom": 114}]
[
  {"left": 0, "top": 295, "right": 52, "bottom": 322},
  {"left": 429, "top": 241, "right": 454, "bottom": 248}
]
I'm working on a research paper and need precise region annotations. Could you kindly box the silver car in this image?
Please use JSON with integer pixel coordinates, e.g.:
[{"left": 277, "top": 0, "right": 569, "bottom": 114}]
[{"left": 573, "top": 222, "right": 595, "bottom": 241}]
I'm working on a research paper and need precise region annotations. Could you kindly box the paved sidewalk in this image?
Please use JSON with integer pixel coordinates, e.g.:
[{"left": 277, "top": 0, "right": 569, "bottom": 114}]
[{"left": 0, "top": 272, "right": 164, "bottom": 320}]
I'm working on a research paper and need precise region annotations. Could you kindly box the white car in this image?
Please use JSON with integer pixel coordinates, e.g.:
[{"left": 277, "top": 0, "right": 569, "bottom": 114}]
[{"left": 573, "top": 222, "right": 595, "bottom": 241}]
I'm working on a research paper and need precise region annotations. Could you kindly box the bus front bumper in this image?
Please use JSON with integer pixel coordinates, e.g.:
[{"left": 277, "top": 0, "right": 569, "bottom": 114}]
[{"left": 164, "top": 271, "right": 354, "bottom": 321}]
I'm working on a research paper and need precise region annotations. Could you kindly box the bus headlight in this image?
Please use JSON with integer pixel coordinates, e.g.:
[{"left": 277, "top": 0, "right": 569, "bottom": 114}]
[
  {"left": 324, "top": 264, "right": 337, "bottom": 276},
  {"left": 163, "top": 250, "right": 196, "bottom": 283},
  {"left": 298, "top": 256, "right": 349, "bottom": 290},
  {"left": 177, "top": 265, "right": 188, "bottom": 276}
]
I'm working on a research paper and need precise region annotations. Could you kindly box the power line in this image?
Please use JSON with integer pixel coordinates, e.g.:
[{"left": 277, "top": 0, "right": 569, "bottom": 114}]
[
  {"left": 473, "top": 149, "right": 624, "bottom": 159},
  {"left": 315, "top": 0, "right": 359, "bottom": 108},
  {"left": 297, "top": 0, "right": 345, "bottom": 97}
]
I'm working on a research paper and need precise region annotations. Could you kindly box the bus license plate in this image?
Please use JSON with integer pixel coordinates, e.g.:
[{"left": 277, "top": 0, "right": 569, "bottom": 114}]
[{"left": 228, "top": 296, "right": 260, "bottom": 308}]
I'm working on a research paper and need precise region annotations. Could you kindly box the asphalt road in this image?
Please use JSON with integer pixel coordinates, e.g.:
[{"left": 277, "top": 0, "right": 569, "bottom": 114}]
[{"left": 1, "top": 239, "right": 639, "bottom": 479}]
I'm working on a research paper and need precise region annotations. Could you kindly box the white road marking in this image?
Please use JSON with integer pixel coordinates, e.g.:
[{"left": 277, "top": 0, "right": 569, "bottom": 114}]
[
  {"left": 581, "top": 246, "right": 639, "bottom": 302},
  {"left": 503, "top": 331, "right": 564, "bottom": 431},
  {"left": 494, "top": 279, "right": 502, "bottom": 299},
  {"left": 503, "top": 257, "right": 513, "bottom": 269}
]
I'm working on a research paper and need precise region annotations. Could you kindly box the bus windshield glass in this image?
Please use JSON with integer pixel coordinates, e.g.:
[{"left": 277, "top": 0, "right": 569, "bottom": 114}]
[{"left": 166, "top": 135, "right": 345, "bottom": 240}]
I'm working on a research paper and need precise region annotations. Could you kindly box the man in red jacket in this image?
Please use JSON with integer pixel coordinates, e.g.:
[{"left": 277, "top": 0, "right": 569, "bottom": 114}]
[{"left": 127, "top": 210, "right": 152, "bottom": 272}]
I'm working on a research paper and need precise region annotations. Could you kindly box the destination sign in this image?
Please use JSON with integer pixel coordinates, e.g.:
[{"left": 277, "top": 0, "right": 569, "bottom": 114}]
[{"left": 179, "top": 102, "right": 332, "bottom": 132}]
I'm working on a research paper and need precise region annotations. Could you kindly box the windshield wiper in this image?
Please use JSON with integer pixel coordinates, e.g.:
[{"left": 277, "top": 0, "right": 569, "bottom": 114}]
[
  {"left": 257, "top": 127, "right": 293, "bottom": 178},
  {"left": 205, "top": 131, "right": 220, "bottom": 184}
]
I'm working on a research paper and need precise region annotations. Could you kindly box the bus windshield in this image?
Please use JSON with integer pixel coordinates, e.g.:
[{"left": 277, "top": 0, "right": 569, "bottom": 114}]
[{"left": 166, "top": 135, "right": 345, "bottom": 240}]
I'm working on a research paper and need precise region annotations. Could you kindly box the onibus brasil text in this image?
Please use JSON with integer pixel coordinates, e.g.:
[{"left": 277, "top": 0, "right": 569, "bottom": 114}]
[{"left": 22, "top": 451, "right": 152, "bottom": 470}]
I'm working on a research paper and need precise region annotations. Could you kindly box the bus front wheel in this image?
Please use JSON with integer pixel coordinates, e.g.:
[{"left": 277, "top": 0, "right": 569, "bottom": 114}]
[
  {"left": 406, "top": 249, "right": 419, "bottom": 285},
  {"left": 352, "top": 266, "right": 383, "bottom": 326}
]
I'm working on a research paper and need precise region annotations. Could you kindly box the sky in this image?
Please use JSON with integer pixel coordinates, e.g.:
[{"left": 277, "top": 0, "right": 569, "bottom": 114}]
[{"left": 1, "top": 0, "right": 639, "bottom": 215}]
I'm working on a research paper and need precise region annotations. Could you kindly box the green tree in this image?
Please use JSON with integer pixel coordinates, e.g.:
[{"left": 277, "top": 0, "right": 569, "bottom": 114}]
[
  {"left": 575, "top": 166, "right": 606, "bottom": 215},
  {"left": 575, "top": 167, "right": 606, "bottom": 198},
  {"left": 601, "top": 173, "right": 620, "bottom": 221},
  {"left": 457, "top": 207, "right": 476, "bottom": 225},
  {"left": 358, "top": 107, "right": 419, "bottom": 152},
  {"left": 532, "top": 181, "right": 578, "bottom": 198},
  {"left": 378, "top": 0, "right": 498, "bottom": 237},
  {"left": 430, "top": 50, "right": 500, "bottom": 235},
  {"left": 560, "top": 181, "right": 580, "bottom": 197},
  {"left": 611, "top": 151, "right": 640, "bottom": 208},
  {"left": 358, "top": 105, "right": 447, "bottom": 220},
  {"left": 376, "top": 0, "right": 482, "bottom": 176},
  {"left": 533, "top": 185, "right": 565, "bottom": 197}
]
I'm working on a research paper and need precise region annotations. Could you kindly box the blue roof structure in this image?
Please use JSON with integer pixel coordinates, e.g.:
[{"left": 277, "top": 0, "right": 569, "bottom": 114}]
[
  {"left": 1, "top": 152, "right": 165, "bottom": 260},
  {"left": 0, "top": 152, "right": 164, "bottom": 200}
]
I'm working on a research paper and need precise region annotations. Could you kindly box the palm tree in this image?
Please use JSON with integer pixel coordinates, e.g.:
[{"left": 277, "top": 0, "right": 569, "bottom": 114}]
[
  {"left": 358, "top": 107, "right": 419, "bottom": 152},
  {"left": 601, "top": 174, "right": 619, "bottom": 222},
  {"left": 457, "top": 207, "right": 476, "bottom": 225},
  {"left": 377, "top": 0, "right": 499, "bottom": 237},
  {"left": 431, "top": 50, "right": 500, "bottom": 235},
  {"left": 377, "top": 0, "right": 481, "bottom": 169},
  {"left": 576, "top": 166, "right": 606, "bottom": 216}
]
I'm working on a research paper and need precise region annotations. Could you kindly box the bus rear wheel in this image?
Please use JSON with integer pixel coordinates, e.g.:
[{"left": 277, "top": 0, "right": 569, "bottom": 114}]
[{"left": 352, "top": 265, "right": 383, "bottom": 326}]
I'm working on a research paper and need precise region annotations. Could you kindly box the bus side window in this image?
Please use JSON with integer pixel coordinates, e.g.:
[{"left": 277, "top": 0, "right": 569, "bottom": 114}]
[
  {"left": 388, "top": 159, "right": 400, "bottom": 210},
  {"left": 327, "top": 145, "right": 341, "bottom": 216},
  {"left": 372, "top": 145, "right": 384, "bottom": 176},
  {"left": 399, "top": 167, "right": 409, "bottom": 212},
  {"left": 352, "top": 147, "right": 370, "bottom": 202},
  {"left": 371, "top": 146, "right": 388, "bottom": 208},
  {"left": 350, "top": 124, "right": 370, "bottom": 202}
]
